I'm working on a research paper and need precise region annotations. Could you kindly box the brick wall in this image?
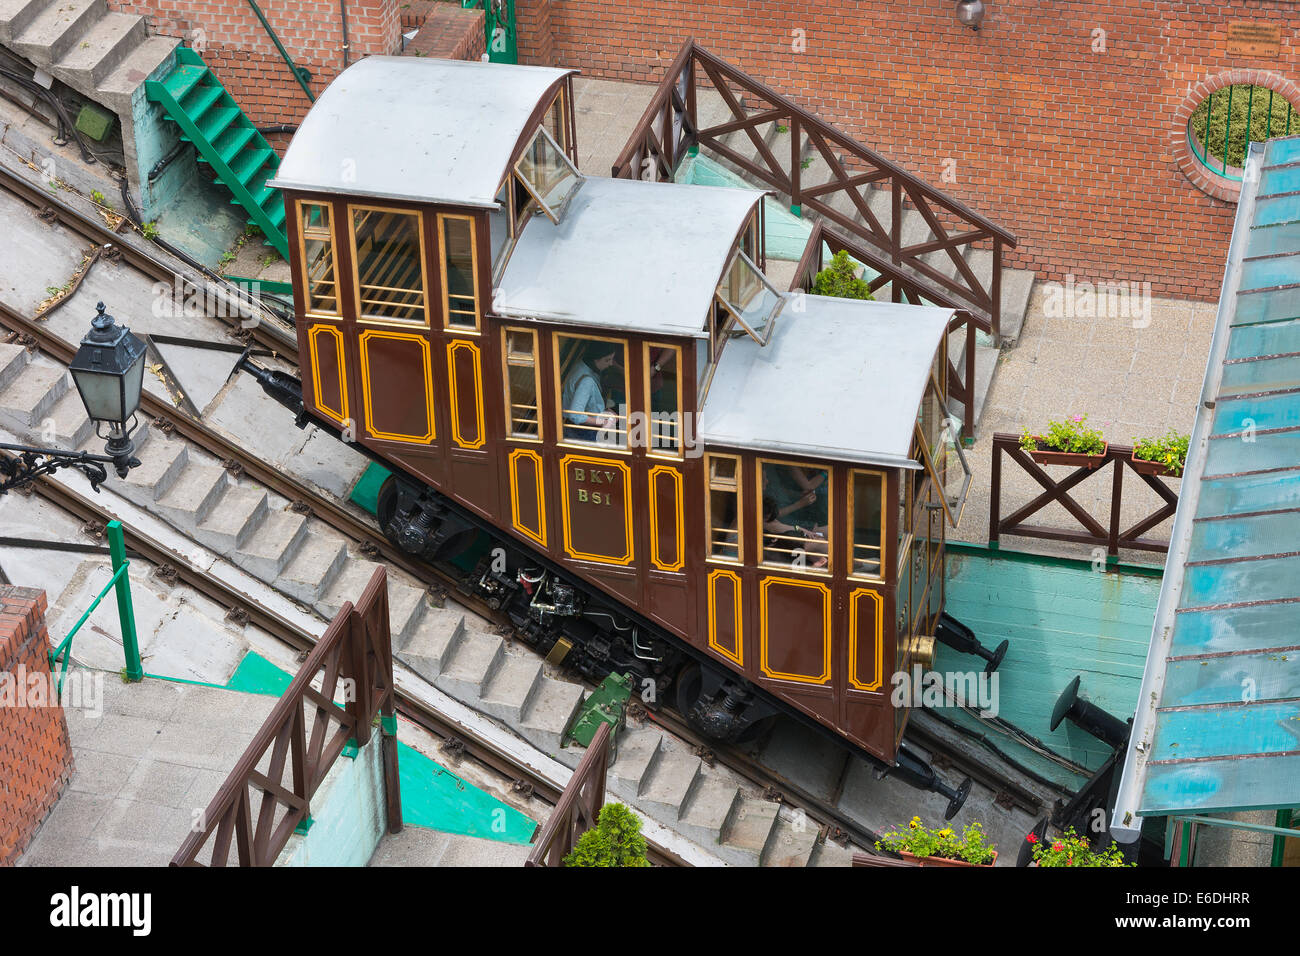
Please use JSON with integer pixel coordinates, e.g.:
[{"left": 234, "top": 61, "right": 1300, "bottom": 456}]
[
  {"left": 403, "top": 4, "right": 485, "bottom": 61},
  {"left": 108, "top": 1, "right": 402, "bottom": 131},
  {"left": 516, "top": 0, "right": 1300, "bottom": 300},
  {"left": 0, "top": 587, "right": 73, "bottom": 867}
]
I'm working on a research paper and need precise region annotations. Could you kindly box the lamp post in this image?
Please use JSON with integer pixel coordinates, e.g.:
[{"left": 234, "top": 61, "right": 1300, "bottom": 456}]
[
  {"left": 955, "top": 0, "right": 986, "bottom": 30},
  {"left": 0, "top": 301, "right": 146, "bottom": 493}
]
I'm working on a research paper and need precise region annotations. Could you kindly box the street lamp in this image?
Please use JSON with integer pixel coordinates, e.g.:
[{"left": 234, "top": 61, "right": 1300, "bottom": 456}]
[
  {"left": 955, "top": 0, "right": 986, "bottom": 30},
  {"left": 0, "top": 301, "right": 146, "bottom": 493}
]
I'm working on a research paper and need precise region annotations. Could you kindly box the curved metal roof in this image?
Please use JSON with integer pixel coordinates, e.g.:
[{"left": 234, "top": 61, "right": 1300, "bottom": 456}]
[
  {"left": 700, "top": 296, "right": 953, "bottom": 468},
  {"left": 493, "top": 176, "right": 764, "bottom": 337},
  {"left": 269, "top": 56, "right": 574, "bottom": 207}
]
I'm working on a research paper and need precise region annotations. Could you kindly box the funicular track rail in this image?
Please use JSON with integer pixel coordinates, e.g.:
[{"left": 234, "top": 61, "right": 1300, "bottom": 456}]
[{"left": 0, "top": 169, "right": 1056, "bottom": 865}]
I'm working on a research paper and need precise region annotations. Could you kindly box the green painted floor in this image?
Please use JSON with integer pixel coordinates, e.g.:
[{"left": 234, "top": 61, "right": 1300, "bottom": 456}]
[
  {"left": 227, "top": 652, "right": 536, "bottom": 844},
  {"left": 935, "top": 545, "right": 1163, "bottom": 791}
]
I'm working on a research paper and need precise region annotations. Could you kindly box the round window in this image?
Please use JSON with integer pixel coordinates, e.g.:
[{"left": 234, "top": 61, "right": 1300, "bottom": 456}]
[{"left": 1188, "top": 82, "right": 1298, "bottom": 182}]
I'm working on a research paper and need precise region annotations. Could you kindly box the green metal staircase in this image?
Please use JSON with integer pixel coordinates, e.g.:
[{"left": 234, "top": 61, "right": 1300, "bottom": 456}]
[{"left": 146, "top": 47, "right": 289, "bottom": 260}]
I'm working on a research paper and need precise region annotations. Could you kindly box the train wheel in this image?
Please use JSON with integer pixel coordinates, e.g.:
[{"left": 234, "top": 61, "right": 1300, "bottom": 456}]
[
  {"left": 674, "top": 663, "right": 703, "bottom": 717},
  {"left": 376, "top": 475, "right": 398, "bottom": 537}
]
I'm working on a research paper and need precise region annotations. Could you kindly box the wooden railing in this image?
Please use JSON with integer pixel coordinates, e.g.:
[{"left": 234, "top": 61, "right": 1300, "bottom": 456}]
[
  {"left": 988, "top": 434, "right": 1179, "bottom": 558},
  {"left": 790, "top": 221, "right": 982, "bottom": 442},
  {"left": 610, "top": 38, "right": 1018, "bottom": 342},
  {"left": 524, "top": 721, "right": 611, "bottom": 867},
  {"left": 171, "top": 566, "right": 401, "bottom": 866}
]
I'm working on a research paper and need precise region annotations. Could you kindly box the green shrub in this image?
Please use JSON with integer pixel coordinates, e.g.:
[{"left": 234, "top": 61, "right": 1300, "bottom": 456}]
[
  {"left": 563, "top": 803, "right": 651, "bottom": 867},
  {"left": 811, "top": 249, "right": 874, "bottom": 301},
  {"left": 1191, "top": 85, "right": 1296, "bottom": 170}
]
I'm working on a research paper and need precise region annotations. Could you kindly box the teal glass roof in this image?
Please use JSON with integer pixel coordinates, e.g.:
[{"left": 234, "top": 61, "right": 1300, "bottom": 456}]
[{"left": 1113, "top": 136, "right": 1300, "bottom": 834}]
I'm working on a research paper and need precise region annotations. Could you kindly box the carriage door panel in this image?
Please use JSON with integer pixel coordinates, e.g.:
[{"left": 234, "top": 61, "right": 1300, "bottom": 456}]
[
  {"left": 358, "top": 330, "right": 435, "bottom": 442},
  {"left": 295, "top": 200, "right": 351, "bottom": 429},
  {"left": 447, "top": 339, "right": 485, "bottom": 450},
  {"left": 707, "top": 569, "right": 743, "bottom": 666},
  {"left": 508, "top": 449, "right": 546, "bottom": 547}
]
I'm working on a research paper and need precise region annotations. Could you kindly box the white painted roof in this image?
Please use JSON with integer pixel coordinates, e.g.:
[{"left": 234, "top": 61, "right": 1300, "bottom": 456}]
[
  {"left": 269, "top": 57, "right": 574, "bottom": 207},
  {"left": 493, "top": 177, "right": 764, "bottom": 337},
  {"left": 700, "top": 296, "right": 953, "bottom": 467}
]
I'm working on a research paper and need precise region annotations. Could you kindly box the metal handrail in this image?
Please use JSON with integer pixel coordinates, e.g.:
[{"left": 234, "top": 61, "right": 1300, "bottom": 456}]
[
  {"left": 245, "top": 0, "right": 315, "bottom": 104},
  {"left": 49, "top": 563, "right": 128, "bottom": 695}
]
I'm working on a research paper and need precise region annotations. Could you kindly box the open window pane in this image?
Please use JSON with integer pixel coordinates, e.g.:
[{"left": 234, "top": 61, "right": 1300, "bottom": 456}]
[
  {"left": 488, "top": 180, "right": 511, "bottom": 270},
  {"left": 515, "top": 126, "right": 581, "bottom": 222},
  {"left": 557, "top": 334, "right": 627, "bottom": 448},
  {"left": 915, "top": 374, "right": 972, "bottom": 528},
  {"left": 850, "top": 470, "right": 885, "bottom": 579},
  {"left": 760, "top": 460, "right": 830, "bottom": 573},
  {"left": 503, "top": 328, "right": 540, "bottom": 440},
  {"left": 645, "top": 343, "right": 682, "bottom": 457},
  {"left": 351, "top": 207, "right": 427, "bottom": 325},
  {"left": 715, "top": 250, "right": 783, "bottom": 345},
  {"left": 707, "top": 454, "right": 741, "bottom": 562},
  {"left": 299, "top": 202, "right": 339, "bottom": 316},
  {"left": 441, "top": 214, "right": 479, "bottom": 330}
]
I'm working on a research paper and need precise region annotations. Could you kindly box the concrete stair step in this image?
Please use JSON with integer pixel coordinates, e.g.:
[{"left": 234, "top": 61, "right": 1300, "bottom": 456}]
[
  {"left": 0, "top": 360, "right": 69, "bottom": 430},
  {"left": 638, "top": 750, "right": 702, "bottom": 820},
  {"left": 609, "top": 728, "right": 663, "bottom": 795},
  {"left": 517, "top": 676, "right": 585, "bottom": 754},
  {"left": 11, "top": 0, "right": 104, "bottom": 68},
  {"left": 0, "top": 0, "right": 48, "bottom": 45},
  {"left": 966, "top": 247, "right": 1035, "bottom": 342},
  {"left": 104, "top": 426, "right": 187, "bottom": 506},
  {"left": 395, "top": 606, "right": 466, "bottom": 683},
  {"left": 761, "top": 808, "right": 820, "bottom": 866},
  {"left": 677, "top": 774, "right": 742, "bottom": 848},
  {"left": 809, "top": 837, "right": 857, "bottom": 867},
  {"left": 477, "top": 651, "right": 543, "bottom": 725},
  {"left": 44, "top": 386, "right": 92, "bottom": 448},
  {"left": 719, "top": 798, "right": 781, "bottom": 863},
  {"left": 277, "top": 531, "right": 347, "bottom": 605},
  {"left": 385, "top": 579, "right": 428, "bottom": 645},
  {"left": 316, "top": 556, "right": 387, "bottom": 621},
  {"left": 434, "top": 628, "right": 504, "bottom": 701},
  {"left": 231, "top": 507, "right": 307, "bottom": 582},
  {"left": 193, "top": 481, "right": 267, "bottom": 553},
  {"left": 54, "top": 9, "right": 145, "bottom": 88},
  {"left": 98, "top": 34, "right": 177, "bottom": 110},
  {"left": 153, "top": 460, "right": 228, "bottom": 531},
  {"left": 0, "top": 343, "right": 30, "bottom": 392},
  {"left": 948, "top": 337, "right": 1000, "bottom": 431}
]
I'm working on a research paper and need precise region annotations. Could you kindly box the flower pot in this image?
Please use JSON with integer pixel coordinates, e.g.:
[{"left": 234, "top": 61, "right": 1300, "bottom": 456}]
[
  {"left": 899, "top": 849, "right": 998, "bottom": 868},
  {"left": 1129, "top": 451, "right": 1180, "bottom": 478},
  {"left": 1026, "top": 439, "right": 1108, "bottom": 470}
]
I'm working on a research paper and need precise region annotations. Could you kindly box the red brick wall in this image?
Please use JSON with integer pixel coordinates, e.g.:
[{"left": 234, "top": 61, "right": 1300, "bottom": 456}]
[
  {"left": 517, "top": 0, "right": 1300, "bottom": 300},
  {"left": 0, "top": 587, "right": 72, "bottom": 867},
  {"left": 403, "top": 4, "right": 485, "bottom": 61},
  {"left": 109, "top": 1, "right": 402, "bottom": 130}
]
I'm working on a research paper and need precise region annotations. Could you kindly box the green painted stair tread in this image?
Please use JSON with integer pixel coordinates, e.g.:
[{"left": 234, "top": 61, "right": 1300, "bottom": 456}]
[
  {"left": 227, "top": 147, "right": 274, "bottom": 187},
  {"left": 159, "top": 63, "right": 207, "bottom": 101},
  {"left": 181, "top": 82, "right": 224, "bottom": 119},
  {"left": 214, "top": 125, "right": 258, "bottom": 164},
  {"left": 195, "top": 105, "right": 241, "bottom": 143}
]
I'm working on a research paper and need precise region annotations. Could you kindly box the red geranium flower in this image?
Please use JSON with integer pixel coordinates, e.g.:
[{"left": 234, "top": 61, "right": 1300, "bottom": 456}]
[{"left": 1026, "top": 833, "right": 1038, "bottom": 843}]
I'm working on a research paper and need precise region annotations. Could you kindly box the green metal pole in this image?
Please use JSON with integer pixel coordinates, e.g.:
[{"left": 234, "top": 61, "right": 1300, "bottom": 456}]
[
  {"left": 1243, "top": 85, "right": 1255, "bottom": 165},
  {"left": 1271, "top": 809, "right": 1293, "bottom": 868},
  {"left": 1222, "top": 86, "right": 1234, "bottom": 175},
  {"left": 1179, "top": 819, "right": 1193, "bottom": 867},
  {"left": 107, "top": 520, "right": 143, "bottom": 682},
  {"left": 245, "top": 0, "right": 316, "bottom": 103}
]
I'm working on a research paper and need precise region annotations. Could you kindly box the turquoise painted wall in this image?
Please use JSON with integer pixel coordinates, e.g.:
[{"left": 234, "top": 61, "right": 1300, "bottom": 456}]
[{"left": 276, "top": 733, "right": 388, "bottom": 867}]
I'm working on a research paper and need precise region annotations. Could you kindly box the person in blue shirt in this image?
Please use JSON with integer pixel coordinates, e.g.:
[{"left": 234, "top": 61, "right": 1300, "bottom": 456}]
[{"left": 562, "top": 341, "right": 621, "bottom": 443}]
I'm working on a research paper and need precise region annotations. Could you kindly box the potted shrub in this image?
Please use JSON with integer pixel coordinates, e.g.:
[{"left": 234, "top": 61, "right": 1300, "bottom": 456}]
[
  {"left": 1020, "top": 415, "right": 1108, "bottom": 469},
  {"left": 1131, "top": 430, "right": 1189, "bottom": 478},
  {"left": 562, "top": 803, "right": 651, "bottom": 867},
  {"left": 811, "top": 249, "right": 875, "bottom": 301},
  {"left": 1027, "top": 827, "right": 1133, "bottom": 867},
  {"left": 875, "top": 816, "right": 997, "bottom": 867}
]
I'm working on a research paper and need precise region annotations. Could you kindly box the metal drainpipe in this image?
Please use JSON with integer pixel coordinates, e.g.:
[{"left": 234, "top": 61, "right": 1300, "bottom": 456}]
[
  {"left": 340, "top": 0, "right": 351, "bottom": 67},
  {"left": 244, "top": 0, "right": 316, "bottom": 103}
]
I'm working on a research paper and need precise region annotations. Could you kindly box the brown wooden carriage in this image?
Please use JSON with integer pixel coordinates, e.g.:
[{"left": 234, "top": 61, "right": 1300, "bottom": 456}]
[{"left": 260, "top": 55, "right": 978, "bottom": 805}]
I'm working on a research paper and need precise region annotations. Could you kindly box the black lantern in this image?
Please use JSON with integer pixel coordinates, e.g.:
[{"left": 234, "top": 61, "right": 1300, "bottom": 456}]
[
  {"left": 68, "top": 301, "right": 146, "bottom": 476},
  {"left": 0, "top": 301, "right": 146, "bottom": 493},
  {"left": 955, "top": 0, "right": 985, "bottom": 30}
]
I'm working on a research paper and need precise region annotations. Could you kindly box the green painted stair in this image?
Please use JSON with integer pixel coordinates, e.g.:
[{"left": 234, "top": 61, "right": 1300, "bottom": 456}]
[{"left": 145, "top": 46, "right": 289, "bottom": 260}]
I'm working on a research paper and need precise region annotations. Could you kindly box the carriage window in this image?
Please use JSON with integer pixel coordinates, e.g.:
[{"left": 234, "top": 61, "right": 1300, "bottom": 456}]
[
  {"left": 916, "top": 372, "right": 972, "bottom": 528},
  {"left": 440, "top": 214, "right": 479, "bottom": 331},
  {"left": 488, "top": 181, "right": 511, "bottom": 271},
  {"left": 298, "top": 201, "right": 339, "bottom": 317},
  {"left": 706, "top": 454, "right": 741, "bottom": 563},
  {"left": 849, "top": 470, "right": 885, "bottom": 580},
  {"left": 503, "top": 327, "right": 540, "bottom": 440},
  {"left": 545, "top": 89, "right": 567, "bottom": 155},
  {"left": 645, "top": 343, "right": 682, "bottom": 457},
  {"left": 556, "top": 334, "right": 627, "bottom": 448},
  {"left": 715, "top": 249, "right": 782, "bottom": 346},
  {"left": 350, "top": 206, "right": 427, "bottom": 325},
  {"left": 759, "top": 460, "right": 831, "bottom": 573},
  {"left": 515, "top": 125, "right": 581, "bottom": 223}
]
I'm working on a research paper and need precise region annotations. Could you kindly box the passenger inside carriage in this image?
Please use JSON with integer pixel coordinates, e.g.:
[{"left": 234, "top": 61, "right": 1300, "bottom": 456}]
[
  {"left": 762, "top": 496, "right": 828, "bottom": 569},
  {"left": 765, "top": 464, "right": 830, "bottom": 530},
  {"left": 561, "top": 339, "right": 624, "bottom": 443}
]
